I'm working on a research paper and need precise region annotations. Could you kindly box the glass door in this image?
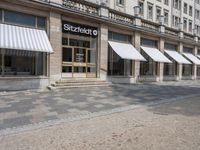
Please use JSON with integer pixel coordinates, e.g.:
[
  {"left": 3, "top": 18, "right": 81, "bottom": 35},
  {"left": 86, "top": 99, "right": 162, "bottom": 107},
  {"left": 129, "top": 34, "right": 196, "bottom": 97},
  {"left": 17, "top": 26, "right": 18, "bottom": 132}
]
[
  {"left": 62, "top": 46, "right": 97, "bottom": 78},
  {"left": 62, "top": 47, "right": 73, "bottom": 77},
  {"left": 73, "top": 48, "right": 87, "bottom": 78}
]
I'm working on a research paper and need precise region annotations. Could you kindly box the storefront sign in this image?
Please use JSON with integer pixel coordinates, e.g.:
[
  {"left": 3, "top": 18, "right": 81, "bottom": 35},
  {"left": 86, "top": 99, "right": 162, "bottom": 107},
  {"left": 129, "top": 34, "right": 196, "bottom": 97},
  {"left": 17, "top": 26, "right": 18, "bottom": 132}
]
[{"left": 62, "top": 21, "right": 98, "bottom": 37}]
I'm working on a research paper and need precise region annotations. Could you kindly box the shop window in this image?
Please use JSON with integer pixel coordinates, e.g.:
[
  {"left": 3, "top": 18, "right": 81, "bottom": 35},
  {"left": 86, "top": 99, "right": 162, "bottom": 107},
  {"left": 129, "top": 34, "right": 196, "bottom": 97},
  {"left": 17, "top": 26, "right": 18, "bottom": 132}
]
[
  {"left": 0, "top": 51, "right": 46, "bottom": 76},
  {"left": 108, "top": 32, "right": 132, "bottom": 76},
  {"left": 182, "top": 64, "right": 192, "bottom": 76},
  {"left": 63, "top": 48, "right": 72, "bottom": 62},
  {"left": 164, "top": 63, "right": 177, "bottom": 76},
  {"left": 0, "top": 54, "right": 2, "bottom": 75},
  {"left": 0, "top": 9, "right": 2, "bottom": 22},
  {"left": 108, "top": 46, "right": 132, "bottom": 76},
  {"left": 140, "top": 38, "right": 158, "bottom": 76},
  {"left": 140, "top": 51, "right": 157, "bottom": 76},
  {"left": 197, "top": 66, "right": 200, "bottom": 76}
]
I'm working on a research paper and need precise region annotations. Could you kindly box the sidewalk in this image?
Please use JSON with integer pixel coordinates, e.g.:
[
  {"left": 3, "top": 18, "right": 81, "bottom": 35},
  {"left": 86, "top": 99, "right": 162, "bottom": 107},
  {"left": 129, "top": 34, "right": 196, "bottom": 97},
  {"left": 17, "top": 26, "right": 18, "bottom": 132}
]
[{"left": 0, "top": 95, "right": 200, "bottom": 150}]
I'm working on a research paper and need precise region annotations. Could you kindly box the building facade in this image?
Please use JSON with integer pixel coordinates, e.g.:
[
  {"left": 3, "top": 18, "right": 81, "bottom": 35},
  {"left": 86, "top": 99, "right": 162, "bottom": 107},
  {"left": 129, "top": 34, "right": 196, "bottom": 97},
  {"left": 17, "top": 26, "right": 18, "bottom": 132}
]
[{"left": 0, "top": 0, "right": 200, "bottom": 90}]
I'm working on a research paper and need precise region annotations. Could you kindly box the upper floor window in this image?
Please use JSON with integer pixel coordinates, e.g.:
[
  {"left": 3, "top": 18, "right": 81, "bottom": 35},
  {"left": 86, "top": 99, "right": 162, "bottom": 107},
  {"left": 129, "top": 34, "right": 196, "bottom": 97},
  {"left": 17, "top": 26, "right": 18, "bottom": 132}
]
[
  {"left": 173, "top": 16, "right": 180, "bottom": 27},
  {"left": 1, "top": 10, "right": 46, "bottom": 29},
  {"left": 164, "top": 43, "right": 177, "bottom": 51},
  {"left": 139, "top": 1, "right": 144, "bottom": 16},
  {"left": 189, "top": 20, "right": 192, "bottom": 33},
  {"left": 195, "top": 10, "right": 200, "bottom": 20},
  {"left": 156, "top": 7, "right": 161, "bottom": 22},
  {"left": 184, "top": 3, "right": 187, "bottom": 14},
  {"left": 147, "top": 3, "right": 153, "bottom": 20},
  {"left": 173, "top": 0, "right": 181, "bottom": 10},
  {"left": 183, "top": 47, "right": 193, "bottom": 53},
  {"left": 189, "top": 6, "right": 193, "bottom": 16},
  {"left": 164, "top": 0, "right": 169, "bottom": 5},
  {"left": 117, "top": 0, "right": 124, "bottom": 6},
  {"left": 141, "top": 38, "right": 158, "bottom": 48},
  {"left": 183, "top": 18, "right": 187, "bottom": 31},
  {"left": 164, "top": 10, "right": 169, "bottom": 25}
]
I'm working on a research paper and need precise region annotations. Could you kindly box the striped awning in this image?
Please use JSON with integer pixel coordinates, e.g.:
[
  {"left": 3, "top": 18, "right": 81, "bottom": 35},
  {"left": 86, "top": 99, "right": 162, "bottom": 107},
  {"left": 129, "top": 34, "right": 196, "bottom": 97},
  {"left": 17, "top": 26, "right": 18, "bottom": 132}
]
[{"left": 0, "top": 23, "right": 53, "bottom": 53}]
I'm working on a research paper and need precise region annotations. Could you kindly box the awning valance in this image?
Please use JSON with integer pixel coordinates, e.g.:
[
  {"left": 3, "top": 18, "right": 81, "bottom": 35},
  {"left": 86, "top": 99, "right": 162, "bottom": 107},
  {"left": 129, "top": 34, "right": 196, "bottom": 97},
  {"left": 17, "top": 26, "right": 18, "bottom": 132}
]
[
  {"left": 182, "top": 53, "right": 200, "bottom": 65},
  {"left": 141, "top": 46, "right": 172, "bottom": 63},
  {"left": 108, "top": 41, "right": 146, "bottom": 61},
  {"left": 0, "top": 23, "right": 53, "bottom": 53},
  {"left": 165, "top": 50, "right": 191, "bottom": 64}
]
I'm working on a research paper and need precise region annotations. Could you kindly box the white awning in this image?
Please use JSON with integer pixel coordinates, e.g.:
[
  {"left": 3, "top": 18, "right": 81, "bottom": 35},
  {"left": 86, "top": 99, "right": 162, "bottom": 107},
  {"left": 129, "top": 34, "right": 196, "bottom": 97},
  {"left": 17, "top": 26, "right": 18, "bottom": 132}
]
[
  {"left": 182, "top": 53, "right": 200, "bottom": 65},
  {"left": 108, "top": 41, "right": 146, "bottom": 61},
  {"left": 0, "top": 23, "right": 53, "bottom": 53},
  {"left": 197, "top": 55, "right": 200, "bottom": 59},
  {"left": 165, "top": 50, "right": 191, "bottom": 64},
  {"left": 141, "top": 46, "right": 172, "bottom": 63}
]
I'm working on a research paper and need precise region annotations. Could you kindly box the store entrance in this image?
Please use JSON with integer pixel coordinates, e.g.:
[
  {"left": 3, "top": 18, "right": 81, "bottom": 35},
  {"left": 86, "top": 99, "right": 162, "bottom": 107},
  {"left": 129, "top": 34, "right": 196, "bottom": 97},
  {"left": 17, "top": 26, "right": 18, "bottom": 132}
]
[{"left": 62, "top": 46, "right": 96, "bottom": 78}]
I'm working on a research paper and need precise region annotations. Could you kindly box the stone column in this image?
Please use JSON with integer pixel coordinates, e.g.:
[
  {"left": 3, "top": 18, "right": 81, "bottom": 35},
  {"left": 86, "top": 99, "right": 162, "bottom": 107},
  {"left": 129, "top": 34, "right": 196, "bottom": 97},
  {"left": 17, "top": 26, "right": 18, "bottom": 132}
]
[
  {"left": 99, "top": 24, "right": 108, "bottom": 80},
  {"left": 49, "top": 12, "right": 62, "bottom": 83},
  {"left": 133, "top": 31, "right": 141, "bottom": 82},
  {"left": 193, "top": 46, "right": 198, "bottom": 80},
  {"left": 177, "top": 42, "right": 183, "bottom": 80},
  {"left": 158, "top": 38, "right": 164, "bottom": 82}
]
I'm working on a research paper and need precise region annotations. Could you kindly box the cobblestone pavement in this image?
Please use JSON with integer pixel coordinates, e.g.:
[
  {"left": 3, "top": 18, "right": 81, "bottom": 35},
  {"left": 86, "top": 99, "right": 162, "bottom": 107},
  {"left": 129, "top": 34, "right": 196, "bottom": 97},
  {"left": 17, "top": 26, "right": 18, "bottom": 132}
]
[
  {"left": 0, "top": 93, "right": 200, "bottom": 150},
  {"left": 0, "top": 80, "right": 200, "bottom": 132}
]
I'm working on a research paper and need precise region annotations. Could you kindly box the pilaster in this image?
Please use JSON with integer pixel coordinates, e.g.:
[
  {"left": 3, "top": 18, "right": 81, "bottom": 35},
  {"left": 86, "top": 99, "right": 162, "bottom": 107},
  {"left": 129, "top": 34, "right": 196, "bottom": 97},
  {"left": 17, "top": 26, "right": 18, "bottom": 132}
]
[
  {"left": 99, "top": 24, "right": 108, "bottom": 80},
  {"left": 49, "top": 12, "right": 62, "bottom": 83}
]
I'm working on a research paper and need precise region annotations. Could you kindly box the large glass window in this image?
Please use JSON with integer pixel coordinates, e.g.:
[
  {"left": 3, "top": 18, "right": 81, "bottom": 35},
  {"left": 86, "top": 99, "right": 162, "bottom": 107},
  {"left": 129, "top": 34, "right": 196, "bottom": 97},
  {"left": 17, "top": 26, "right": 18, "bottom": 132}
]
[
  {"left": 140, "top": 38, "right": 158, "bottom": 76},
  {"left": 197, "top": 66, "right": 200, "bottom": 76},
  {"left": 140, "top": 51, "right": 157, "bottom": 76},
  {"left": 108, "top": 31, "right": 132, "bottom": 76},
  {"left": 164, "top": 43, "right": 178, "bottom": 76},
  {"left": 182, "top": 64, "right": 192, "bottom": 76},
  {"left": 0, "top": 9, "right": 2, "bottom": 22},
  {"left": 108, "top": 46, "right": 132, "bottom": 76},
  {"left": 164, "top": 63, "right": 177, "bottom": 76},
  {"left": 0, "top": 50, "right": 46, "bottom": 76}
]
